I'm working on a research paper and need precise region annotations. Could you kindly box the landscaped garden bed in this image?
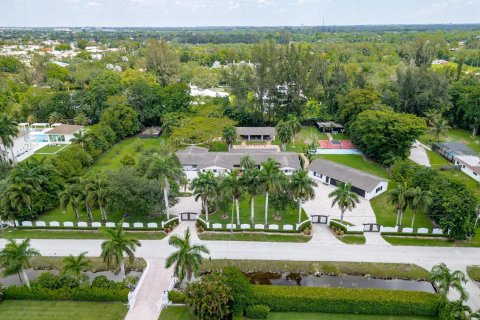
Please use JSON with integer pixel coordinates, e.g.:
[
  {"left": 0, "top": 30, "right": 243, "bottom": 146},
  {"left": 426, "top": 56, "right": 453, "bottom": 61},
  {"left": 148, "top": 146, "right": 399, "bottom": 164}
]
[{"left": 197, "top": 231, "right": 311, "bottom": 243}]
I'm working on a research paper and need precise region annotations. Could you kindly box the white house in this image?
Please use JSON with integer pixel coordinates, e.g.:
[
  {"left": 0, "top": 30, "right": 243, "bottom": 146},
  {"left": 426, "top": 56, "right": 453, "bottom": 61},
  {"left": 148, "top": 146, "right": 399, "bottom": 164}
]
[
  {"left": 0, "top": 130, "right": 32, "bottom": 161},
  {"left": 45, "top": 124, "right": 84, "bottom": 144},
  {"left": 453, "top": 155, "right": 480, "bottom": 182},
  {"left": 308, "top": 159, "right": 388, "bottom": 200},
  {"left": 176, "top": 146, "right": 301, "bottom": 180}
]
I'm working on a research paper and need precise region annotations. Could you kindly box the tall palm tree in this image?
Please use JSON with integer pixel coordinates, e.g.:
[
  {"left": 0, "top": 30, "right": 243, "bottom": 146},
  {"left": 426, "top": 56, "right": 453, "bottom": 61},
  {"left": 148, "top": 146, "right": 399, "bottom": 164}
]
[
  {"left": 241, "top": 166, "right": 261, "bottom": 224},
  {"left": 387, "top": 183, "right": 414, "bottom": 226},
  {"left": 443, "top": 299, "right": 472, "bottom": 320},
  {"left": 240, "top": 155, "right": 256, "bottom": 171},
  {"left": 48, "top": 112, "right": 64, "bottom": 124},
  {"left": 410, "top": 187, "right": 432, "bottom": 229},
  {"left": 165, "top": 228, "right": 209, "bottom": 284},
  {"left": 428, "top": 117, "right": 451, "bottom": 142},
  {"left": 59, "top": 184, "right": 82, "bottom": 221},
  {"left": 101, "top": 221, "right": 141, "bottom": 279},
  {"left": 276, "top": 120, "right": 293, "bottom": 151},
  {"left": 73, "top": 112, "right": 90, "bottom": 126},
  {"left": 222, "top": 126, "right": 237, "bottom": 150},
  {"left": 3, "top": 182, "right": 35, "bottom": 213},
  {"left": 0, "top": 239, "right": 40, "bottom": 288},
  {"left": 145, "top": 154, "right": 185, "bottom": 220},
  {"left": 0, "top": 114, "right": 19, "bottom": 163},
  {"left": 62, "top": 251, "right": 92, "bottom": 282},
  {"left": 71, "top": 130, "right": 88, "bottom": 148},
  {"left": 287, "top": 115, "right": 301, "bottom": 148},
  {"left": 259, "top": 159, "right": 285, "bottom": 225},
  {"left": 191, "top": 171, "right": 218, "bottom": 222},
  {"left": 289, "top": 170, "right": 317, "bottom": 223},
  {"left": 430, "top": 263, "right": 468, "bottom": 301},
  {"left": 222, "top": 170, "right": 244, "bottom": 225},
  {"left": 328, "top": 182, "right": 360, "bottom": 222}
]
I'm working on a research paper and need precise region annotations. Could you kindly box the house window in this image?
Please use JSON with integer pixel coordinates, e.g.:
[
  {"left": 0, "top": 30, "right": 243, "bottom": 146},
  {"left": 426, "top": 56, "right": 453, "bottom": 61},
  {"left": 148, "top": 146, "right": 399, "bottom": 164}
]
[{"left": 376, "top": 186, "right": 383, "bottom": 193}]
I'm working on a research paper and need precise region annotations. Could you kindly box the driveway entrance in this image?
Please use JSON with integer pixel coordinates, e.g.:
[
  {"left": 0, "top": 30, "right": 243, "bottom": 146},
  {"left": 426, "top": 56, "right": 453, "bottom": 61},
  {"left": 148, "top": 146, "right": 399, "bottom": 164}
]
[
  {"left": 363, "top": 223, "right": 380, "bottom": 232},
  {"left": 311, "top": 215, "right": 329, "bottom": 224},
  {"left": 180, "top": 212, "right": 197, "bottom": 221}
]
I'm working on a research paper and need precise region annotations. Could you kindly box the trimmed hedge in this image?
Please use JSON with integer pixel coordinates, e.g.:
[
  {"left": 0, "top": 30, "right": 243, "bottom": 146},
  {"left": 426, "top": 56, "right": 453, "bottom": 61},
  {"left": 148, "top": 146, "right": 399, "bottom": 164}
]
[
  {"left": 4, "top": 286, "right": 129, "bottom": 302},
  {"left": 330, "top": 220, "right": 363, "bottom": 235},
  {"left": 168, "top": 290, "right": 187, "bottom": 303},
  {"left": 246, "top": 304, "right": 270, "bottom": 319},
  {"left": 252, "top": 285, "right": 439, "bottom": 316}
]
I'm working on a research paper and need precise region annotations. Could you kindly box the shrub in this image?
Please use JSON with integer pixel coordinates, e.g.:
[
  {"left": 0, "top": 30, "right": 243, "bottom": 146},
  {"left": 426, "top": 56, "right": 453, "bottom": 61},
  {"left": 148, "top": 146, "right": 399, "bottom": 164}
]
[
  {"left": 4, "top": 286, "right": 129, "bottom": 302},
  {"left": 223, "top": 266, "right": 253, "bottom": 316},
  {"left": 245, "top": 304, "right": 270, "bottom": 319},
  {"left": 252, "top": 285, "right": 439, "bottom": 316},
  {"left": 297, "top": 220, "right": 311, "bottom": 232},
  {"left": 33, "top": 272, "right": 79, "bottom": 290},
  {"left": 168, "top": 290, "right": 187, "bottom": 303},
  {"left": 91, "top": 275, "right": 124, "bottom": 290}
]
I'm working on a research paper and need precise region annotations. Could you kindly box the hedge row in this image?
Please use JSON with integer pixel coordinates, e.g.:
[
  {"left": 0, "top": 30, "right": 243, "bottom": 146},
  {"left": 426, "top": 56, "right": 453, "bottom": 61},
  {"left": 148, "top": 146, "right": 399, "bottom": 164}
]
[
  {"left": 252, "top": 285, "right": 439, "bottom": 316},
  {"left": 329, "top": 220, "right": 363, "bottom": 234},
  {"left": 4, "top": 286, "right": 129, "bottom": 302},
  {"left": 168, "top": 290, "right": 187, "bottom": 303}
]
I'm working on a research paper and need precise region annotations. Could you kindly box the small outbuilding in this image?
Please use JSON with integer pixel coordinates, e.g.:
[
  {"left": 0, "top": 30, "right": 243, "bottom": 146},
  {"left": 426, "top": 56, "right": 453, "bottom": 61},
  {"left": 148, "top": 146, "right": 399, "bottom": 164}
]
[
  {"left": 236, "top": 127, "right": 276, "bottom": 142},
  {"left": 308, "top": 158, "right": 388, "bottom": 200},
  {"left": 45, "top": 124, "right": 84, "bottom": 143},
  {"left": 432, "top": 142, "right": 476, "bottom": 161}
]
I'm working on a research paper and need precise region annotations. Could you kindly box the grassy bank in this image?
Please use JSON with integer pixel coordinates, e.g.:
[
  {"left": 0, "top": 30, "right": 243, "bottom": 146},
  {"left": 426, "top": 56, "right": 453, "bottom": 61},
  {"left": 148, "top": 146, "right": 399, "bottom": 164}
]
[
  {"left": 0, "top": 300, "right": 127, "bottom": 320},
  {"left": 0, "top": 228, "right": 166, "bottom": 240},
  {"left": 383, "top": 233, "right": 480, "bottom": 247},
  {"left": 467, "top": 266, "right": 480, "bottom": 282},
  {"left": 28, "top": 256, "right": 146, "bottom": 272},
  {"left": 198, "top": 232, "right": 311, "bottom": 243},
  {"left": 201, "top": 260, "right": 431, "bottom": 280},
  {"left": 336, "top": 234, "right": 366, "bottom": 244}
]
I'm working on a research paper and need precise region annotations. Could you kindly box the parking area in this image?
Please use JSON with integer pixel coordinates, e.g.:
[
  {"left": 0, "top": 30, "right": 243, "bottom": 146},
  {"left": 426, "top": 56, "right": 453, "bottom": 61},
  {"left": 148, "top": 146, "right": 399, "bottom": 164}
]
[{"left": 303, "top": 183, "right": 377, "bottom": 226}]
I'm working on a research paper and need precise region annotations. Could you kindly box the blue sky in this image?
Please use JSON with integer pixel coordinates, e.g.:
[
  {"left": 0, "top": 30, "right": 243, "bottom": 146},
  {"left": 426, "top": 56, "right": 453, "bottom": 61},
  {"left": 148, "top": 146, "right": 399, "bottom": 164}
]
[{"left": 0, "top": 0, "right": 479, "bottom": 27}]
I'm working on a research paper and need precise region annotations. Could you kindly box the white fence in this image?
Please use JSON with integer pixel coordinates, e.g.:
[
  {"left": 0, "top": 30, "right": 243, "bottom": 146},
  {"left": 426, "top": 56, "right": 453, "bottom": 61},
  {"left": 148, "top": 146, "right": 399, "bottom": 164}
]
[
  {"left": 157, "top": 276, "right": 177, "bottom": 313},
  {"left": 18, "top": 220, "right": 163, "bottom": 230},
  {"left": 128, "top": 260, "right": 150, "bottom": 310}
]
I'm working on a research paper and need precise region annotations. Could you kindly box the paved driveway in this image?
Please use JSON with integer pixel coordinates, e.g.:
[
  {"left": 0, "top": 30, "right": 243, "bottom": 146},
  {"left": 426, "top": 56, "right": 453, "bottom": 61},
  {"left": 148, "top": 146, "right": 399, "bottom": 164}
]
[
  {"left": 409, "top": 141, "right": 430, "bottom": 167},
  {"left": 303, "top": 183, "right": 376, "bottom": 226},
  {"left": 169, "top": 196, "right": 202, "bottom": 216}
]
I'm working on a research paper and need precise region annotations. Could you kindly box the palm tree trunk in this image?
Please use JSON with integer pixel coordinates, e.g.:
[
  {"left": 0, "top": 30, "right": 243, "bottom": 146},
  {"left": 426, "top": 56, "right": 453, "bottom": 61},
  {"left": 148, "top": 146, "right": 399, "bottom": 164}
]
[
  {"left": 73, "top": 206, "right": 80, "bottom": 221},
  {"left": 120, "top": 261, "right": 126, "bottom": 280},
  {"left": 10, "top": 147, "right": 16, "bottom": 164},
  {"left": 163, "top": 178, "right": 170, "bottom": 220},
  {"left": 340, "top": 209, "right": 345, "bottom": 222},
  {"left": 396, "top": 208, "right": 401, "bottom": 226},
  {"left": 292, "top": 134, "right": 295, "bottom": 148},
  {"left": 235, "top": 198, "right": 240, "bottom": 225},
  {"left": 250, "top": 196, "right": 255, "bottom": 225},
  {"left": 411, "top": 212, "right": 415, "bottom": 229},
  {"left": 298, "top": 199, "right": 302, "bottom": 224},
  {"left": 21, "top": 268, "right": 30, "bottom": 288},
  {"left": 204, "top": 198, "right": 209, "bottom": 222},
  {"left": 282, "top": 143, "right": 286, "bottom": 151},
  {"left": 265, "top": 191, "right": 269, "bottom": 225},
  {"left": 399, "top": 209, "right": 404, "bottom": 226}
]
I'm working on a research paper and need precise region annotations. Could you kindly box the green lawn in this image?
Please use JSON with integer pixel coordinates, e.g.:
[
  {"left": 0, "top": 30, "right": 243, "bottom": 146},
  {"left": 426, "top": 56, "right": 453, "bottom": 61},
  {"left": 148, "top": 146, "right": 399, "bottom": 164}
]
[
  {"left": 425, "top": 149, "right": 451, "bottom": 168},
  {"left": 0, "top": 228, "right": 166, "bottom": 240},
  {"left": 331, "top": 132, "right": 349, "bottom": 140},
  {"left": 336, "top": 234, "right": 366, "bottom": 245},
  {"left": 371, "top": 192, "right": 435, "bottom": 229},
  {"left": 206, "top": 141, "right": 229, "bottom": 151},
  {"left": 200, "top": 195, "right": 308, "bottom": 226},
  {"left": 467, "top": 266, "right": 480, "bottom": 282},
  {"left": 198, "top": 232, "right": 311, "bottom": 243},
  {"left": 273, "top": 126, "right": 328, "bottom": 152},
  {"left": 313, "top": 154, "right": 391, "bottom": 180},
  {"left": 419, "top": 129, "right": 480, "bottom": 152},
  {"left": 34, "top": 144, "right": 69, "bottom": 154},
  {"left": 0, "top": 300, "right": 128, "bottom": 320},
  {"left": 90, "top": 136, "right": 166, "bottom": 171},
  {"left": 383, "top": 232, "right": 480, "bottom": 248},
  {"left": 159, "top": 306, "right": 435, "bottom": 320},
  {"left": 201, "top": 260, "right": 431, "bottom": 280}
]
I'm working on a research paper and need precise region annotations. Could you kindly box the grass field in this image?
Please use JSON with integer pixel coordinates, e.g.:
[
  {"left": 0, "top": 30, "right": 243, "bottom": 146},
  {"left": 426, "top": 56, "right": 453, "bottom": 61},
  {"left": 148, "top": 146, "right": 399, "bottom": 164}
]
[
  {"left": 198, "top": 232, "right": 311, "bottom": 243},
  {"left": 425, "top": 149, "right": 451, "bottom": 168},
  {"left": 200, "top": 195, "right": 308, "bottom": 226},
  {"left": 419, "top": 128, "right": 480, "bottom": 152},
  {"left": 201, "top": 260, "right": 431, "bottom": 280},
  {"left": 0, "top": 300, "right": 128, "bottom": 320},
  {"left": 467, "top": 266, "right": 480, "bottom": 282},
  {"left": 371, "top": 193, "right": 435, "bottom": 229},
  {"left": 0, "top": 228, "right": 166, "bottom": 240},
  {"left": 383, "top": 232, "right": 480, "bottom": 247},
  {"left": 336, "top": 234, "right": 366, "bottom": 244},
  {"left": 158, "top": 306, "right": 435, "bottom": 320},
  {"left": 34, "top": 144, "right": 68, "bottom": 154},
  {"left": 314, "top": 154, "right": 391, "bottom": 180},
  {"left": 273, "top": 126, "right": 327, "bottom": 152}
]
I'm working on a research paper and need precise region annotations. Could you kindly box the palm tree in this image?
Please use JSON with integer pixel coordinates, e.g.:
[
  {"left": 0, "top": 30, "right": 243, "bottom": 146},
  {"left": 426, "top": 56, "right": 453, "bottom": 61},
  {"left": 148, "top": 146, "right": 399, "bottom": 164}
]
[
  {"left": 59, "top": 184, "right": 82, "bottom": 221},
  {"left": 0, "top": 239, "right": 40, "bottom": 288},
  {"left": 287, "top": 115, "right": 301, "bottom": 148},
  {"left": 428, "top": 117, "right": 451, "bottom": 142},
  {"left": 409, "top": 187, "right": 432, "bottom": 228},
  {"left": 165, "top": 228, "right": 209, "bottom": 283},
  {"left": 62, "top": 251, "right": 92, "bottom": 282},
  {"left": 259, "top": 159, "right": 285, "bottom": 225},
  {"left": 73, "top": 112, "right": 90, "bottom": 126},
  {"left": 191, "top": 171, "right": 218, "bottom": 222},
  {"left": 241, "top": 166, "right": 261, "bottom": 224},
  {"left": 240, "top": 155, "right": 256, "bottom": 171},
  {"left": 71, "top": 130, "right": 88, "bottom": 148},
  {"left": 101, "top": 221, "right": 141, "bottom": 279},
  {"left": 48, "top": 112, "right": 64, "bottom": 124},
  {"left": 222, "top": 126, "right": 237, "bottom": 150},
  {"left": 145, "top": 154, "right": 185, "bottom": 220},
  {"left": 0, "top": 114, "right": 19, "bottom": 163},
  {"left": 387, "top": 183, "right": 414, "bottom": 226},
  {"left": 276, "top": 120, "right": 293, "bottom": 151},
  {"left": 3, "top": 182, "right": 35, "bottom": 214},
  {"left": 430, "top": 263, "right": 468, "bottom": 301},
  {"left": 328, "top": 182, "right": 360, "bottom": 222},
  {"left": 289, "top": 170, "right": 317, "bottom": 223},
  {"left": 443, "top": 299, "right": 472, "bottom": 320},
  {"left": 222, "top": 170, "right": 244, "bottom": 225}
]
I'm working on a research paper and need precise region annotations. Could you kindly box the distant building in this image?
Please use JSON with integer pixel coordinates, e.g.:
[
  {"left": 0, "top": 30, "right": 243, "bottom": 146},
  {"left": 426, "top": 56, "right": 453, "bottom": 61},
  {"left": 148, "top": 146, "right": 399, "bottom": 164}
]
[
  {"left": 432, "top": 59, "right": 448, "bottom": 65},
  {"left": 432, "top": 142, "right": 476, "bottom": 161},
  {"left": 236, "top": 127, "right": 276, "bottom": 142},
  {"left": 453, "top": 155, "right": 480, "bottom": 182},
  {"left": 189, "top": 85, "right": 229, "bottom": 98},
  {"left": 45, "top": 124, "right": 84, "bottom": 143}
]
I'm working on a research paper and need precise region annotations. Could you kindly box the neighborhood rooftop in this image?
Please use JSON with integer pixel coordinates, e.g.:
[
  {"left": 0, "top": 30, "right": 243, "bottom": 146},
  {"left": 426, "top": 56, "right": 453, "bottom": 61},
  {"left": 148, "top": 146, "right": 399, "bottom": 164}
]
[
  {"left": 45, "top": 124, "right": 84, "bottom": 135},
  {"left": 433, "top": 142, "right": 477, "bottom": 156},
  {"left": 176, "top": 146, "right": 301, "bottom": 170},
  {"left": 309, "top": 158, "right": 387, "bottom": 191}
]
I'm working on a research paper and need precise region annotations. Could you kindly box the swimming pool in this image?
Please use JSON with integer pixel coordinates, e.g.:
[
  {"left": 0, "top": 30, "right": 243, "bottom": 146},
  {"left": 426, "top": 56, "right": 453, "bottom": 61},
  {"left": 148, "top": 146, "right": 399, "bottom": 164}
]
[{"left": 316, "top": 148, "right": 362, "bottom": 155}]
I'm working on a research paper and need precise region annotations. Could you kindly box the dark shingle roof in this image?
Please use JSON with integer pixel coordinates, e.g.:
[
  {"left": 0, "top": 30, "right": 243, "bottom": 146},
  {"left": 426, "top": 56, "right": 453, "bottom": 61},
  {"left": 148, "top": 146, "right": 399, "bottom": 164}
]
[{"left": 236, "top": 127, "right": 276, "bottom": 136}]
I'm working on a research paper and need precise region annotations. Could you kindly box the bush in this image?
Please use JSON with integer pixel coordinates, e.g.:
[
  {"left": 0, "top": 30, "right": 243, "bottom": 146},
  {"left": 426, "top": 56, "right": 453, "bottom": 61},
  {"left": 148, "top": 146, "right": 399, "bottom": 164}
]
[
  {"left": 91, "top": 275, "right": 124, "bottom": 290},
  {"left": 252, "top": 285, "right": 439, "bottom": 316},
  {"left": 4, "top": 286, "right": 129, "bottom": 302},
  {"left": 168, "top": 290, "right": 187, "bottom": 303},
  {"left": 245, "top": 304, "right": 270, "bottom": 319},
  {"left": 33, "top": 272, "right": 80, "bottom": 290},
  {"left": 297, "top": 220, "right": 311, "bottom": 232},
  {"left": 223, "top": 266, "right": 253, "bottom": 316}
]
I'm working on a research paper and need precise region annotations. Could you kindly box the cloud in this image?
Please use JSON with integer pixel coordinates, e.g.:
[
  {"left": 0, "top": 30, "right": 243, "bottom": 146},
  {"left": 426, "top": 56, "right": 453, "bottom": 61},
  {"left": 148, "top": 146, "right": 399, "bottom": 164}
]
[{"left": 87, "top": 1, "right": 103, "bottom": 7}]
